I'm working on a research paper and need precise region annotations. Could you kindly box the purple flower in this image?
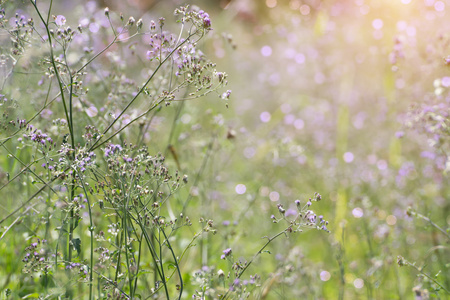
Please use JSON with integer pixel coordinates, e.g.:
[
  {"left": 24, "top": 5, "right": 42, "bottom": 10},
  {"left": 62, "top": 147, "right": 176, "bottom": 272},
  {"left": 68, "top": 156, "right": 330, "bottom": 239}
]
[
  {"left": 55, "top": 15, "right": 66, "bottom": 26},
  {"left": 285, "top": 208, "right": 297, "bottom": 217},
  {"left": 221, "top": 247, "right": 232, "bottom": 259},
  {"left": 442, "top": 76, "right": 450, "bottom": 87},
  {"left": 395, "top": 131, "right": 404, "bottom": 138}
]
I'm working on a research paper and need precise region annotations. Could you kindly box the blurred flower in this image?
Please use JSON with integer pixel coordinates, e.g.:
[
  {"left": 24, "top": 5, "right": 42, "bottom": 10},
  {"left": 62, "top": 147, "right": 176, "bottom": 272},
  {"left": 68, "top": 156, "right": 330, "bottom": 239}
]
[{"left": 55, "top": 15, "right": 66, "bottom": 26}]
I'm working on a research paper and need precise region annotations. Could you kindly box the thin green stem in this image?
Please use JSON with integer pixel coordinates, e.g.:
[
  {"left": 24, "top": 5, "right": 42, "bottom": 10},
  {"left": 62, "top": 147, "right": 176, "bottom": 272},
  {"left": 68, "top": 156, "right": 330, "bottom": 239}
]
[
  {"left": 78, "top": 170, "right": 95, "bottom": 300},
  {"left": 160, "top": 226, "right": 183, "bottom": 299},
  {"left": 30, "top": 0, "right": 75, "bottom": 147},
  {"left": 409, "top": 209, "right": 450, "bottom": 240},
  {"left": 88, "top": 32, "right": 196, "bottom": 152},
  {"left": 405, "top": 260, "right": 450, "bottom": 294},
  {"left": 223, "top": 230, "right": 287, "bottom": 300}
]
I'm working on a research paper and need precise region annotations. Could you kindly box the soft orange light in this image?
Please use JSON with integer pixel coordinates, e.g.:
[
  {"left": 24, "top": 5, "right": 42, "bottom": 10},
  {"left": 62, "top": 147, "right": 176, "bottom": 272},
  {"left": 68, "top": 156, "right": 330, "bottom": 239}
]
[{"left": 266, "top": 0, "right": 277, "bottom": 8}]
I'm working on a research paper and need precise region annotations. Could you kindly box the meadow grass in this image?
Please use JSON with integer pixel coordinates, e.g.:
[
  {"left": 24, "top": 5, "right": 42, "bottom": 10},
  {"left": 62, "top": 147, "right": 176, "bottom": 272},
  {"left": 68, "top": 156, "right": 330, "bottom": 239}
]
[{"left": 0, "top": 1, "right": 449, "bottom": 299}]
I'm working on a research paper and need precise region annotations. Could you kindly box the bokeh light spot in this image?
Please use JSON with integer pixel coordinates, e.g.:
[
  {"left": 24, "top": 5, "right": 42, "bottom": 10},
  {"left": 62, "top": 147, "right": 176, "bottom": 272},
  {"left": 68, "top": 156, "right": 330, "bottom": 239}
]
[
  {"left": 294, "top": 119, "right": 305, "bottom": 130},
  {"left": 295, "top": 53, "right": 306, "bottom": 64},
  {"left": 266, "top": 0, "right": 277, "bottom": 8},
  {"left": 261, "top": 45, "right": 273, "bottom": 57},
  {"left": 89, "top": 23, "right": 100, "bottom": 33},
  {"left": 300, "top": 5, "right": 311, "bottom": 15},
  {"left": 289, "top": 0, "right": 301, "bottom": 10},
  {"left": 406, "top": 26, "right": 416, "bottom": 36},
  {"left": 386, "top": 215, "right": 397, "bottom": 225},
  {"left": 396, "top": 21, "right": 407, "bottom": 31},
  {"left": 377, "top": 160, "right": 388, "bottom": 170},
  {"left": 434, "top": 1, "right": 445, "bottom": 11},
  {"left": 86, "top": 106, "right": 98, "bottom": 117},
  {"left": 284, "top": 114, "right": 295, "bottom": 124},
  {"left": 442, "top": 77, "right": 450, "bottom": 87},
  {"left": 352, "top": 208, "right": 364, "bottom": 218},
  {"left": 372, "top": 19, "right": 383, "bottom": 30},
  {"left": 354, "top": 278, "right": 364, "bottom": 289},
  {"left": 180, "top": 114, "right": 191, "bottom": 124},
  {"left": 243, "top": 147, "right": 256, "bottom": 159},
  {"left": 269, "top": 191, "right": 280, "bottom": 202},
  {"left": 235, "top": 184, "right": 246, "bottom": 195},
  {"left": 320, "top": 271, "right": 331, "bottom": 281},
  {"left": 260, "top": 111, "right": 271, "bottom": 123},
  {"left": 343, "top": 152, "right": 354, "bottom": 163}
]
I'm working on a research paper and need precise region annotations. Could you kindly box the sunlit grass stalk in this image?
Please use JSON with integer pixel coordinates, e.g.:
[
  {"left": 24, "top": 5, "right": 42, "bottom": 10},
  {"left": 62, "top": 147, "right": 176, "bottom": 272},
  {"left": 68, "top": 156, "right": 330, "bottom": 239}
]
[{"left": 336, "top": 229, "right": 346, "bottom": 300}]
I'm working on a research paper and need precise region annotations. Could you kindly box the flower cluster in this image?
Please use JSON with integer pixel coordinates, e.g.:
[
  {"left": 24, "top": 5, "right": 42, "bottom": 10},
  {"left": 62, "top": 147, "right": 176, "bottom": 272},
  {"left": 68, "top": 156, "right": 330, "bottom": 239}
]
[
  {"left": 272, "top": 193, "right": 330, "bottom": 233},
  {"left": 174, "top": 6, "right": 212, "bottom": 32},
  {"left": 146, "top": 31, "right": 176, "bottom": 61},
  {"left": 22, "top": 239, "right": 52, "bottom": 275},
  {"left": 2, "top": 11, "right": 34, "bottom": 55},
  {"left": 228, "top": 274, "right": 259, "bottom": 293},
  {"left": 22, "top": 127, "right": 55, "bottom": 151},
  {"left": 50, "top": 14, "right": 76, "bottom": 43},
  {"left": 0, "top": 94, "right": 21, "bottom": 133},
  {"left": 406, "top": 99, "right": 450, "bottom": 172}
]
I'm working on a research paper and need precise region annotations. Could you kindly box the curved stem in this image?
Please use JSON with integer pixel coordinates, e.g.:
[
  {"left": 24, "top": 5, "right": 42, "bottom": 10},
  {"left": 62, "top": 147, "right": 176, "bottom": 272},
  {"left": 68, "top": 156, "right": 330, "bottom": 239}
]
[{"left": 223, "top": 230, "right": 287, "bottom": 299}]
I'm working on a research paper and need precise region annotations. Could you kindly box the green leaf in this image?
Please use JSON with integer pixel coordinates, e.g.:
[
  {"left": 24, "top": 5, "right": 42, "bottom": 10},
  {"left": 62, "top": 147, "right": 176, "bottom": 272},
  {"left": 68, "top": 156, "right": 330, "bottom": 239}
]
[
  {"left": 22, "top": 293, "right": 40, "bottom": 299},
  {"left": 72, "top": 238, "right": 81, "bottom": 257}
]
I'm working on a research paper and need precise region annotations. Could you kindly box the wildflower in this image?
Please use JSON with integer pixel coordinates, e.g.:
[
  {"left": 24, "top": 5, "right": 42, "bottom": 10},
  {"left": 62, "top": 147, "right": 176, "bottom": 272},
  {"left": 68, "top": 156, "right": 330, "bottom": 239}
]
[
  {"left": 221, "top": 90, "right": 232, "bottom": 100},
  {"left": 149, "top": 20, "right": 156, "bottom": 31},
  {"left": 55, "top": 15, "right": 66, "bottom": 26},
  {"left": 285, "top": 208, "right": 297, "bottom": 217},
  {"left": 158, "top": 17, "right": 165, "bottom": 28},
  {"left": 221, "top": 248, "right": 232, "bottom": 259},
  {"left": 127, "top": 17, "right": 135, "bottom": 27}
]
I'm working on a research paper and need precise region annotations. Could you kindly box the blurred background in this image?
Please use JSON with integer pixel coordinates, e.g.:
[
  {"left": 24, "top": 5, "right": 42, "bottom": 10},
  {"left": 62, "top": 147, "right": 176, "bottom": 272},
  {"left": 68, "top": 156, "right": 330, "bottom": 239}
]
[{"left": 1, "top": 0, "right": 449, "bottom": 299}]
